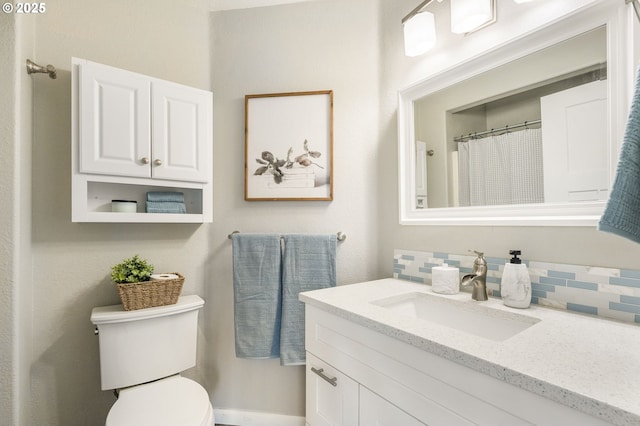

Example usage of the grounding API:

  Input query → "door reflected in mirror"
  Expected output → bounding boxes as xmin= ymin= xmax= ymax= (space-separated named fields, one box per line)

xmin=414 ymin=27 xmax=607 ymax=210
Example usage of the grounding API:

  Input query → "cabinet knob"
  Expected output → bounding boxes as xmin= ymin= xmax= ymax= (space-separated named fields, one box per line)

xmin=153 ymin=159 xmax=163 ymax=166
xmin=140 ymin=157 xmax=150 ymax=165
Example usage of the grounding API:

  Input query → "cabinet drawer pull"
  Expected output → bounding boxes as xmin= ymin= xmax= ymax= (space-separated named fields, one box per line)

xmin=311 ymin=367 xmax=338 ymax=387
xmin=140 ymin=157 xmax=150 ymax=164
xmin=153 ymin=159 xmax=163 ymax=166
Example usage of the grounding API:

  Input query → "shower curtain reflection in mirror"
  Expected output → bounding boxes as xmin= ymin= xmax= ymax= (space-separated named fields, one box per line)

xmin=457 ymin=128 xmax=544 ymax=206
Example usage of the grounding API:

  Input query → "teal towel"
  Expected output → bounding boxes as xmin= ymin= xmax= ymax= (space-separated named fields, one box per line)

xmin=145 ymin=201 xmax=186 ymax=214
xmin=232 ymin=234 xmax=282 ymax=359
xmin=146 ymin=191 xmax=185 ymax=203
xmin=280 ymin=234 xmax=336 ymax=366
xmin=599 ymin=69 xmax=640 ymax=243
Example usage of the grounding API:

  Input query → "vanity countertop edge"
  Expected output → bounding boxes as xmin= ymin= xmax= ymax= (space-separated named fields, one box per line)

xmin=300 ymin=278 xmax=640 ymax=426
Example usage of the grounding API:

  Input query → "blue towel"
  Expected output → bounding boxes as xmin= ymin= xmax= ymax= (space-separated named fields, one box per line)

xmin=145 ymin=201 xmax=186 ymax=213
xmin=232 ymin=234 xmax=282 ymax=359
xmin=599 ymin=69 xmax=640 ymax=243
xmin=280 ymin=234 xmax=336 ymax=366
xmin=146 ymin=191 xmax=185 ymax=203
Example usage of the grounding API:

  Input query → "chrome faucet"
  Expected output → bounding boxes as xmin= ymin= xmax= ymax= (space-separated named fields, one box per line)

xmin=461 ymin=250 xmax=488 ymax=301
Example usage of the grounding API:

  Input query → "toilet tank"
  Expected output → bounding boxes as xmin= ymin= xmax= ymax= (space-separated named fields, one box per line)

xmin=91 ymin=295 xmax=204 ymax=390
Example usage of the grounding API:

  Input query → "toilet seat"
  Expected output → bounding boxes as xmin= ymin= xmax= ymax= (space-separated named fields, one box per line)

xmin=106 ymin=376 xmax=214 ymax=426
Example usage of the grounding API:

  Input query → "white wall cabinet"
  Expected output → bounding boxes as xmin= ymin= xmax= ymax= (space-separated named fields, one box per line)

xmin=305 ymin=305 xmax=611 ymax=426
xmin=72 ymin=58 xmax=213 ymax=223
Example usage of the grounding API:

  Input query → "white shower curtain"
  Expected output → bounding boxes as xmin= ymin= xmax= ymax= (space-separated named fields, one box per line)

xmin=458 ymin=128 xmax=544 ymax=206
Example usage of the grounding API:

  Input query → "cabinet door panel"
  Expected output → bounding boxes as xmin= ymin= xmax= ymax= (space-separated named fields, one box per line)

xmin=360 ymin=387 xmax=426 ymax=426
xmin=152 ymin=80 xmax=212 ymax=182
xmin=79 ymin=61 xmax=151 ymax=177
xmin=541 ymin=80 xmax=608 ymax=202
xmin=306 ymin=353 xmax=359 ymax=426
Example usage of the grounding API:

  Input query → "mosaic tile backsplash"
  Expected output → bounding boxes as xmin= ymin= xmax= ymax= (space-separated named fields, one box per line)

xmin=394 ymin=249 xmax=640 ymax=325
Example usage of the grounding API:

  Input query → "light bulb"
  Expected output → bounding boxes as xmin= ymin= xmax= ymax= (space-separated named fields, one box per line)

xmin=450 ymin=0 xmax=493 ymax=34
xmin=404 ymin=11 xmax=437 ymax=57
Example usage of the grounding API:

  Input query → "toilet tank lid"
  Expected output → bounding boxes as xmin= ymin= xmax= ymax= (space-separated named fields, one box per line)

xmin=91 ymin=295 xmax=204 ymax=325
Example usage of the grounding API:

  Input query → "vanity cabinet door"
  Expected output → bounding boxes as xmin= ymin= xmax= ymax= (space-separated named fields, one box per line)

xmin=79 ymin=60 xmax=151 ymax=178
xmin=151 ymin=80 xmax=212 ymax=183
xmin=360 ymin=386 xmax=426 ymax=426
xmin=306 ymin=353 xmax=359 ymax=426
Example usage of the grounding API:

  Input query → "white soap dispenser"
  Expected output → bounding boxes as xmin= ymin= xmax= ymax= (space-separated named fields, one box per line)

xmin=501 ymin=250 xmax=532 ymax=309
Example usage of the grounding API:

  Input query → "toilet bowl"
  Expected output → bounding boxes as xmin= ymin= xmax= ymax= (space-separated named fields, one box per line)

xmin=91 ymin=295 xmax=214 ymax=426
xmin=106 ymin=376 xmax=213 ymax=426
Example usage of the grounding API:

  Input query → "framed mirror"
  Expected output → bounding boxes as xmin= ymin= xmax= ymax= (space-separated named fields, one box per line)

xmin=398 ymin=2 xmax=631 ymax=226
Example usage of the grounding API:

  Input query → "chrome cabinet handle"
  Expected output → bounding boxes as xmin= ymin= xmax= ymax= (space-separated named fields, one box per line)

xmin=153 ymin=159 xmax=162 ymax=166
xmin=140 ymin=157 xmax=150 ymax=165
xmin=311 ymin=367 xmax=337 ymax=387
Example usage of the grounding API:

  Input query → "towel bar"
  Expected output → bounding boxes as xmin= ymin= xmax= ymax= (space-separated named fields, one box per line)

xmin=228 ymin=231 xmax=346 ymax=241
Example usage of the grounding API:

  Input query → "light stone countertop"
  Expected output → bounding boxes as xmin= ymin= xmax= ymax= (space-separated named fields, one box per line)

xmin=299 ymin=278 xmax=640 ymax=426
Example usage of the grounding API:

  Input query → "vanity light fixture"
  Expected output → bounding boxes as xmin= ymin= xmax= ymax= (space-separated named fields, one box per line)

xmin=402 ymin=0 xmax=496 ymax=57
xmin=403 ymin=10 xmax=437 ymax=56
xmin=450 ymin=0 xmax=495 ymax=34
xmin=402 ymin=0 xmax=440 ymax=56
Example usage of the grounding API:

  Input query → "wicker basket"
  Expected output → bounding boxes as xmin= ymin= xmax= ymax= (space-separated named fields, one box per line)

xmin=115 ymin=273 xmax=184 ymax=311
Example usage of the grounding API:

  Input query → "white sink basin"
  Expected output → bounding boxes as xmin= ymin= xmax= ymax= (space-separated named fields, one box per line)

xmin=371 ymin=292 xmax=540 ymax=341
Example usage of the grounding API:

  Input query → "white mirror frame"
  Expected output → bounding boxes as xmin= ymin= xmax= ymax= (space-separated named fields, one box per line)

xmin=398 ymin=1 xmax=631 ymax=226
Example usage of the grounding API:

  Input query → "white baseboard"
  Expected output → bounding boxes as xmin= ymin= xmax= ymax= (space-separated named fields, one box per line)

xmin=213 ymin=408 xmax=306 ymax=426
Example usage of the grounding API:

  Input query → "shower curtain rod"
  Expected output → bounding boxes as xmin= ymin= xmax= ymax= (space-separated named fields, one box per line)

xmin=227 ymin=231 xmax=347 ymax=241
xmin=454 ymin=119 xmax=541 ymax=143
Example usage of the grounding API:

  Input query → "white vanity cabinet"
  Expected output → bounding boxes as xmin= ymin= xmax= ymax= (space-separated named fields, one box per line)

xmin=306 ymin=353 xmax=358 ymax=426
xmin=306 ymin=352 xmax=418 ymax=426
xmin=359 ymin=387 xmax=425 ymax=426
xmin=304 ymin=304 xmax=612 ymax=426
xmin=72 ymin=58 xmax=213 ymax=223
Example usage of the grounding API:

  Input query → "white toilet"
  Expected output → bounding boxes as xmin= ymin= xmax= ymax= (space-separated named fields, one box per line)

xmin=90 ymin=295 xmax=214 ymax=426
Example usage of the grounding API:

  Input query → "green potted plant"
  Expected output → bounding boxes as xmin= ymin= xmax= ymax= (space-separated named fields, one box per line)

xmin=111 ymin=255 xmax=184 ymax=311
xmin=111 ymin=254 xmax=154 ymax=284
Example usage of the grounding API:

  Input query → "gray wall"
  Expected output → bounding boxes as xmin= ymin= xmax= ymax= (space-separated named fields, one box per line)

xmin=209 ymin=0 xmax=381 ymax=415
xmin=0 ymin=13 xmax=18 ymax=425
xmin=1 ymin=12 xmax=35 ymax=426
xmin=13 ymin=0 xmax=383 ymax=423
xmin=26 ymin=1 xmax=212 ymax=424
xmin=3 ymin=0 xmax=640 ymax=424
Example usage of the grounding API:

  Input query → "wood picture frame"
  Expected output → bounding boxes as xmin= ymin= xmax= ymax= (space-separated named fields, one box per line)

xmin=245 ymin=90 xmax=333 ymax=201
